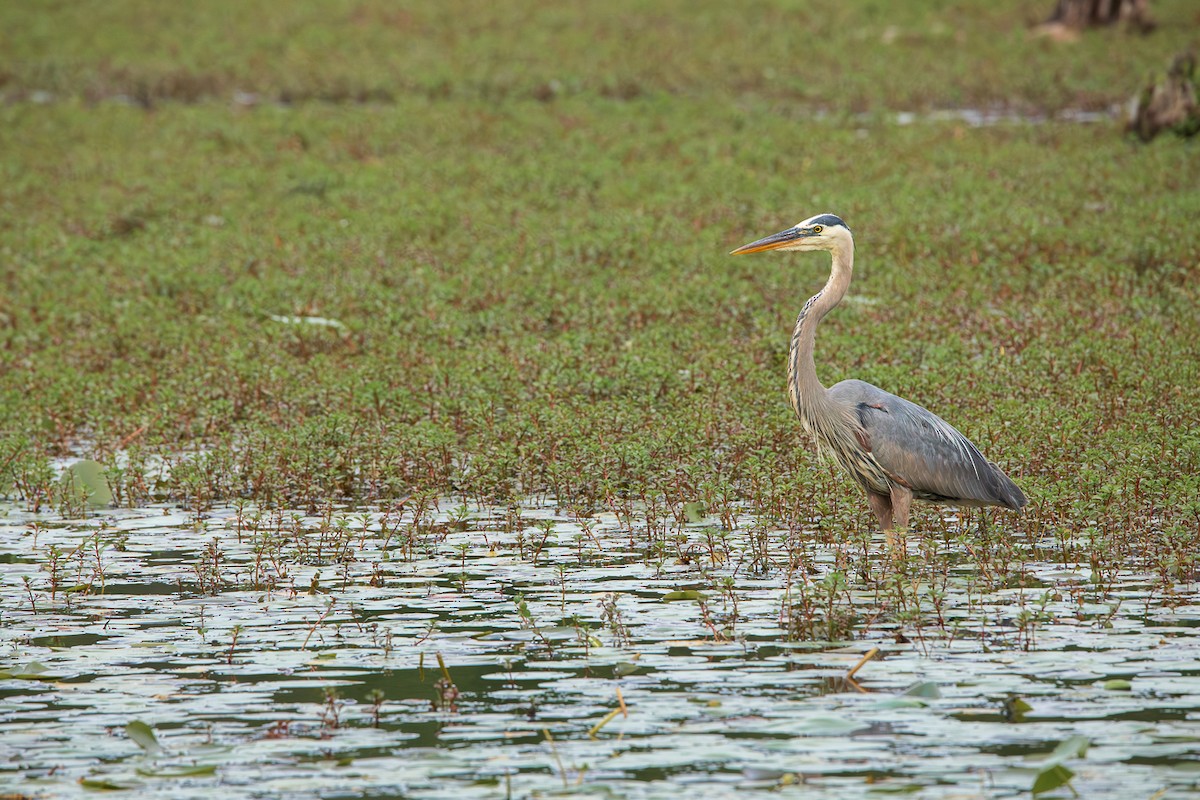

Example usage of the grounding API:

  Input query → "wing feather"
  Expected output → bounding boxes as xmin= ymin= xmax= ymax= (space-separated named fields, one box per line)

xmin=828 ymin=380 xmax=1026 ymax=509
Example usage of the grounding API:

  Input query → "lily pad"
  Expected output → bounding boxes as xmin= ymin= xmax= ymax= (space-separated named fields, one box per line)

xmin=901 ymin=681 xmax=942 ymax=699
xmin=61 ymin=459 xmax=112 ymax=506
xmin=1033 ymin=763 xmax=1075 ymax=796
xmin=135 ymin=764 xmax=218 ymax=777
xmin=662 ymin=590 xmax=706 ymax=602
xmin=126 ymin=721 xmax=162 ymax=753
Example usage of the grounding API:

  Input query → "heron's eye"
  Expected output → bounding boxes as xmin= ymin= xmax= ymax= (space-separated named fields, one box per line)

xmin=812 ymin=225 xmax=823 ymax=234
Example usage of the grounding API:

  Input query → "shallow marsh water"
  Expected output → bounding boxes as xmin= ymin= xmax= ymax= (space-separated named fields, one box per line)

xmin=1 ymin=500 xmax=1197 ymax=799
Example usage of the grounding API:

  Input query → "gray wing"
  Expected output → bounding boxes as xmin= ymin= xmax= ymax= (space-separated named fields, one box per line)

xmin=828 ymin=380 xmax=1027 ymax=509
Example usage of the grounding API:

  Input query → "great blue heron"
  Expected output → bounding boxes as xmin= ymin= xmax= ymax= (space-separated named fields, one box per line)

xmin=731 ymin=214 xmax=1026 ymax=543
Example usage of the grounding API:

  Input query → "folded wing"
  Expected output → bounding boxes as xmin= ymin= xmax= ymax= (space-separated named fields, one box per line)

xmin=828 ymin=380 xmax=1026 ymax=509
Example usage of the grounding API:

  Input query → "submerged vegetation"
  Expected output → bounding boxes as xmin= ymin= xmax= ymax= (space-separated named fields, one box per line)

xmin=1 ymin=0 xmax=1198 ymax=796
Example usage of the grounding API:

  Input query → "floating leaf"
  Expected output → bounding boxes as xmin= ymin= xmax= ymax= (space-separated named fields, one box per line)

xmin=79 ymin=776 xmax=137 ymax=790
xmin=135 ymin=764 xmax=217 ymax=778
xmin=0 ymin=661 xmax=53 ymax=680
xmin=766 ymin=715 xmax=867 ymax=736
xmin=1003 ymin=696 xmax=1033 ymax=722
xmin=741 ymin=766 xmax=790 ymax=781
xmin=613 ymin=662 xmax=640 ymax=676
xmin=867 ymin=785 xmax=923 ymax=795
xmin=662 ymin=590 xmax=706 ymax=602
xmin=1102 ymin=678 xmax=1132 ymax=691
xmin=901 ymin=681 xmax=941 ymax=699
xmin=1032 ymin=763 xmax=1075 ymax=795
xmin=876 ymin=697 xmax=929 ymax=709
xmin=1043 ymin=735 xmax=1089 ymax=766
xmin=125 ymin=720 xmax=162 ymax=753
xmin=61 ymin=460 xmax=113 ymax=506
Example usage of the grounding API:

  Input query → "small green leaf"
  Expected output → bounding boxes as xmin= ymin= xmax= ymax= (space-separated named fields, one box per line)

xmin=135 ymin=764 xmax=217 ymax=778
xmin=741 ymin=766 xmax=789 ymax=781
xmin=1032 ymin=763 xmax=1074 ymax=795
xmin=867 ymin=784 xmax=923 ymax=794
xmin=788 ymin=715 xmax=865 ymax=736
xmin=1102 ymin=678 xmax=1132 ymax=691
xmin=662 ymin=590 xmax=706 ymax=602
xmin=125 ymin=720 xmax=162 ymax=753
xmin=901 ymin=681 xmax=941 ymax=699
xmin=1003 ymin=696 xmax=1033 ymax=722
xmin=876 ymin=697 xmax=929 ymax=709
xmin=62 ymin=460 xmax=113 ymax=506
xmin=0 ymin=661 xmax=54 ymax=680
xmin=79 ymin=776 xmax=136 ymax=790
xmin=1043 ymin=734 xmax=1089 ymax=766
xmin=613 ymin=662 xmax=639 ymax=676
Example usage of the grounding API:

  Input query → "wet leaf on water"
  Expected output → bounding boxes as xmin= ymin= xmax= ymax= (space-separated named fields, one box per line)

xmin=683 ymin=502 xmax=706 ymax=523
xmin=135 ymin=764 xmax=217 ymax=777
xmin=901 ymin=681 xmax=941 ymax=699
xmin=876 ymin=697 xmax=928 ymax=709
xmin=79 ymin=776 xmax=138 ymax=790
xmin=688 ymin=697 xmax=722 ymax=707
xmin=766 ymin=715 xmax=868 ymax=736
xmin=1003 ymin=696 xmax=1033 ymax=722
xmin=1102 ymin=679 xmax=1132 ymax=691
xmin=62 ymin=459 xmax=113 ymax=506
xmin=126 ymin=720 xmax=162 ymax=753
xmin=662 ymin=590 xmax=706 ymax=602
xmin=1042 ymin=734 xmax=1089 ymax=766
xmin=1032 ymin=763 xmax=1075 ymax=795
xmin=741 ymin=766 xmax=790 ymax=781
xmin=867 ymin=784 xmax=924 ymax=794
xmin=613 ymin=662 xmax=640 ymax=676
xmin=0 ymin=661 xmax=53 ymax=680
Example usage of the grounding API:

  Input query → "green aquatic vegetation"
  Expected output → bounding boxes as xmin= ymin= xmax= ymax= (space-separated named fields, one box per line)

xmin=0 ymin=17 xmax=1197 ymax=584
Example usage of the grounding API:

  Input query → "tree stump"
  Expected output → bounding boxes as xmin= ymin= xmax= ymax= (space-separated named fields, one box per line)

xmin=1043 ymin=0 xmax=1155 ymax=32
xmin=1129 ymin=52 xmax=1200 ymax=141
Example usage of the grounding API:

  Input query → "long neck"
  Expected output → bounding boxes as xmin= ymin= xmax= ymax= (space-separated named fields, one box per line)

xmin=787 ymin=240 xmax=854 ymax=419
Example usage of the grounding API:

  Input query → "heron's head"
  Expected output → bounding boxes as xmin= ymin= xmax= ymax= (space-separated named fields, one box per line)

xmin=730 ymin=213 xmax=851 ymax=256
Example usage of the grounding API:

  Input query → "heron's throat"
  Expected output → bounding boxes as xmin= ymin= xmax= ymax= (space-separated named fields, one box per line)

xmin=786 ymin=246 xmax=854 ymax=431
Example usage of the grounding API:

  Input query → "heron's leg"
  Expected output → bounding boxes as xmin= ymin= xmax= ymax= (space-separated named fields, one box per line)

xmin=886 ymin=485 xmax=913 ymax=555
xmin=889 ymin=485 xmax=912 ymax=531
xmin=867 ymin=493 xmax=893 ymax=531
